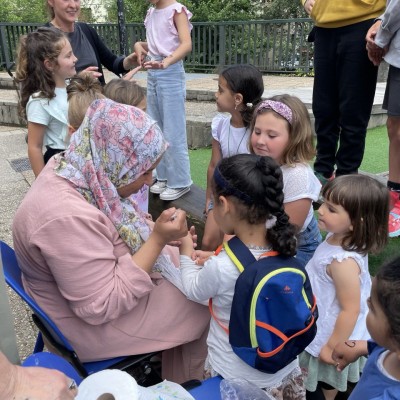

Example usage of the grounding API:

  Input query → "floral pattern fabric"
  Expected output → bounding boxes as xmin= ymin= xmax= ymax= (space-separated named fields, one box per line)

xmin=55 ymin=99 xmax=168 ymax=253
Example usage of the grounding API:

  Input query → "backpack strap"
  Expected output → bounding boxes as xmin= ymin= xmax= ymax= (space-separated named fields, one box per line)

xmin=224 ymin=236 xmax=279 ymax=272
xmin=209 ymin=236 xmax=278 ymax=334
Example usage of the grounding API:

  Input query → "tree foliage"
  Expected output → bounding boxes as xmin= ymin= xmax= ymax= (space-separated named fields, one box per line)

xmin=0 ymin=0 xmax=47 ymax=22
xmin=105 ymin=0 xmax=306 ymax=23
xmin=0 ymin=0 xmax=307 ymax=23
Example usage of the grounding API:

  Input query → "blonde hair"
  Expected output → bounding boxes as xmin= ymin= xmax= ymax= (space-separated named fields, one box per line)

xmin=15 ymin=27 xmax=67 ymax=119
xmin=103 ymin=79 xmax=146 ymax=108
xmin=250 ymin=94 xmax=315 ymax=165
xmin=67 ymin=72 xmax=105 ymax=130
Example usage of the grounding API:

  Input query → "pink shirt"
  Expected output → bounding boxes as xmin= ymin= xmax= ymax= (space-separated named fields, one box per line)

xmin=12 ymin=159 xmax=209 ymax=382
xmin=145 ymin=2 xmax=192 ymax=58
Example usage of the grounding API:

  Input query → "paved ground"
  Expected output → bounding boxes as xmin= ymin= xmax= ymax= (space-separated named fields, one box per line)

xmin=0 ymin=70 xmax=388 ymax=363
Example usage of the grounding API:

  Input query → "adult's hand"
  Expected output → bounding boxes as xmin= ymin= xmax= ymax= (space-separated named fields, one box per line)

xmin=80 ymin=66 xmax=102 ymax=79
xmin=10 ymin=365 xmax=77 ymax=400
xmin=365 ymin=20 xmax=385 ymax=66
xmin=303 ymin=0 xmax=315 ymax=16
xmin=167 ymin=225 xmax=197 ymax=248
xmin=153 ymin=208 xmax=188 ymax=244
xmin=366 ymin=20 xmax=382 ymax=47
xmin=123 ymin=52 xmax=139 ymax=71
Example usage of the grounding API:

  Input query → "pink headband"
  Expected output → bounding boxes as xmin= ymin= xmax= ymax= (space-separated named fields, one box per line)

xmin=256 ymin=100 xmax=293 ymax=125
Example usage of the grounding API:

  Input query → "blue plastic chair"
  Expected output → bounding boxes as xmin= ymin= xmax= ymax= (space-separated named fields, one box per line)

xmin=0 ymin=241 xmax=160 ymax=381
xmin=188 ymin=376 xmax=222 ymax=400
xmin=22 ymin=352 xmax=83 ymax=385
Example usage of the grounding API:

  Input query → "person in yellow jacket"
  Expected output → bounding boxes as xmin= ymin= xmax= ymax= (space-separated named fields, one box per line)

xmin=302 ymin=0 xmax=386 ymax=187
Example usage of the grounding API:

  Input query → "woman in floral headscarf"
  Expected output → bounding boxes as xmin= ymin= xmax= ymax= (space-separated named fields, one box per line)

xmin=12 ymin=99 xmax=209 ymax=383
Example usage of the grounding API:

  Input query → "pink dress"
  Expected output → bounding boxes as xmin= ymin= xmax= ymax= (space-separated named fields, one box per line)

xmin=12 ymin=159 xmax=210 ymax=383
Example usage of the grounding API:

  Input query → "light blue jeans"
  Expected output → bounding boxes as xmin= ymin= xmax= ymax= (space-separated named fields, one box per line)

xmin=296 ymin=216 xmax=322 ymax=267
xmin=146 ymin=60 xmax=192 ymax=189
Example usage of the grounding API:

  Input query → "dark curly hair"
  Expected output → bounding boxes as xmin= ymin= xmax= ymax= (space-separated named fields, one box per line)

xmin=212 ymin=154 xmax=297 ymax=257
xmin=375 ymin=256 xmax=400 ymax=348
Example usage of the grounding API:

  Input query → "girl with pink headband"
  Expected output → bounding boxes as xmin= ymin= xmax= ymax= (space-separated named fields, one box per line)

xmin=250 ymin=94 xmax=321 ymax=267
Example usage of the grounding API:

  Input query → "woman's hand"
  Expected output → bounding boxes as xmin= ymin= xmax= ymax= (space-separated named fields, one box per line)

xmin=9 ymin=365 xmax=77 ymax=400
xmin=153 ymin=208 xmax=188 ymax=244
xmin=81 ymin=66 xmax=102 ymax=79
xmin=123 ymin=52 xmax=139 ymax=71
xmin=167 ymin=225 xmax=197 ymax=248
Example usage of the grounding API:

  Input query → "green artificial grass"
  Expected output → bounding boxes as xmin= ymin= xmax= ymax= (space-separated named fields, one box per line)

xmin=189 ymin=125 xmax=389 ymax=189
xmin=360 ymin=125 xmax=389 ymax=174
xmin=188 ymin=125 xmax=396 ymax=274
xmin=189 ymin=147 xmax=212 ymax=190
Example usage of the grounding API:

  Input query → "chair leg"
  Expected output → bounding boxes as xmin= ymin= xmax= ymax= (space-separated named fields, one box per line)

xmin=33 ymin=332 xmax=44 ymax=353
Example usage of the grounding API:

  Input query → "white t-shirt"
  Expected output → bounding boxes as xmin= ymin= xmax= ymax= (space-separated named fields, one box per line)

xmin=180 ymin=249 xmax=299 ymax=389
xmin=305 ymin=236 xmax=371 ymax=357
xmin=211 ymin=114 xmax=250 ymax=157
xmin=26 ymin=88 xmax=69 ymax=149
xmin=281 ymin=163 xmax=321 ymax=232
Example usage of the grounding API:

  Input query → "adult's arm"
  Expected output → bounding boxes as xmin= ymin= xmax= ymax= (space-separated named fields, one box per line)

xmin=30 ymin=208 xmax=187 ymax=325
xmin=0 ymin=351 xmax=76 ymax=400
xmin=374 ymin=0 xmax=400 ymax=49
xmin=31 ymin=214 xmax=155 ymax=325
xmin=82 ymin=23 xmax=136 ymax=76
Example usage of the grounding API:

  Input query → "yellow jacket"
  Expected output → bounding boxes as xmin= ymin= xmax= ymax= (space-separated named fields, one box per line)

xmin=302 ymin=0 xmax=386 ymax=28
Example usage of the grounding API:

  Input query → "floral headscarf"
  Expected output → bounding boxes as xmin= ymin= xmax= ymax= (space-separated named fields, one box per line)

xmin=55 ymin=99 xmax=168 ymax=253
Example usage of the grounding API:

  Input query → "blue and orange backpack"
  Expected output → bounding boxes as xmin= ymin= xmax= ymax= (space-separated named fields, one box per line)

xmin=210 ymin=236 xmax=318 ymax=373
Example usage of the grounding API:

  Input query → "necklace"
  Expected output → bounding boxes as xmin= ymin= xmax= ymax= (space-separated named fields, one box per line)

xmin=227 ymin=124 xmax=248 ymax=157
xmin=246 ymin=244 xmax=272 ymax=251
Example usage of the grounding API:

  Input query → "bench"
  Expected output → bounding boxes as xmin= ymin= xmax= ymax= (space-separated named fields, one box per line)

xmin=149 ymin=184 xmax=207 ymax=247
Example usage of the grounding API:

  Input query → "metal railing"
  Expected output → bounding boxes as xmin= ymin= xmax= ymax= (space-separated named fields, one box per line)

xmin=0 ymin=19 xmax=314 ymax=74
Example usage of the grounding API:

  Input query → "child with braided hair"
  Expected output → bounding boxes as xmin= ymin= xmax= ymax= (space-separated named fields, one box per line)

xmin=177 ymin=154 xmax=306 ymax=399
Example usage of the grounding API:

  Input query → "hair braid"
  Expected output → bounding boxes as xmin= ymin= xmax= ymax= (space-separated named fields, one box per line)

xmin=256 ymin=157 xmax=297 ymax=256
xmin=214 ymin=155 xmax=297 ymax=257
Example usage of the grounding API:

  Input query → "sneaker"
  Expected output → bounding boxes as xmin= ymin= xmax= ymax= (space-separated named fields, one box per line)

xmin=389 ymin=196 xmax=400 ymax=238
xmin=160 ymin=186 xmax=190 ymax=201
xmin=150 ymin=180 xmax=167 ymax=194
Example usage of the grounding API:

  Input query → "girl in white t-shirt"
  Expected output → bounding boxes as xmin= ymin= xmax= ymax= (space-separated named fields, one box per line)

xmin=250 ymin=94 xmax=322 ymax=266
xmin=202 ymin=64 xmax=264 ymax=250
xmin=179 ymin=154 xmax=305 ymax=399
xmin=15 ymin=27 xmax=77 ymax=177
xmin=300 ymin=175 xmax=389 ymax=399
